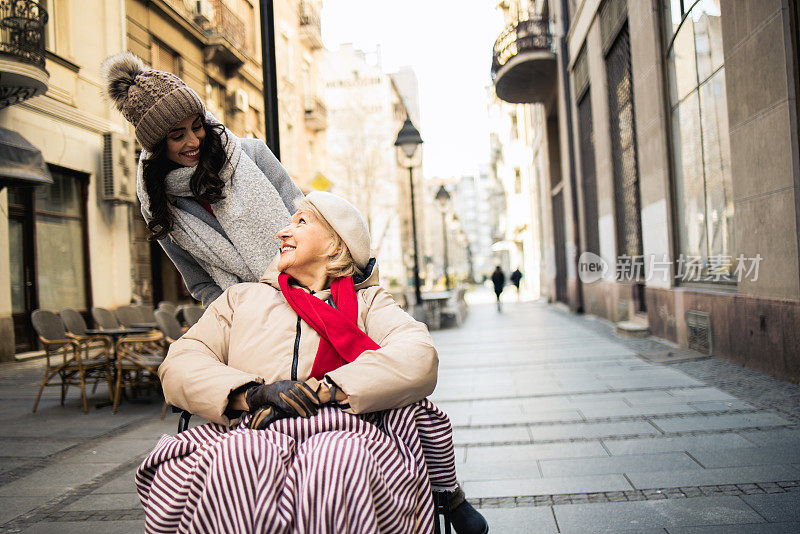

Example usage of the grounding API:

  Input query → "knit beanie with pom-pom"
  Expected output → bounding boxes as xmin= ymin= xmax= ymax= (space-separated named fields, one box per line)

xmin=101 ymin=51 xmax=205 ymax=151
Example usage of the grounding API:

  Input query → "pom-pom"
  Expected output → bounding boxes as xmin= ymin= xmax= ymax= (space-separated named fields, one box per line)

xmin=101 ymin=51 xmax=146 ymax=110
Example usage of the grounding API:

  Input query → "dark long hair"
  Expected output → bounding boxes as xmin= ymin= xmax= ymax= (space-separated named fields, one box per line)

xmin=142 ymin=114 xmax=229 ymax=240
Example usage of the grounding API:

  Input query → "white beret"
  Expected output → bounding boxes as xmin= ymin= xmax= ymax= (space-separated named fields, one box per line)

xmin=305 ymin=191 xmax=371 ymax=270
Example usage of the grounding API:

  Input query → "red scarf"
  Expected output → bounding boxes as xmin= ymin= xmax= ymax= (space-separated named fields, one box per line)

xmin=278 ymin=273 xmax=380 ymax=379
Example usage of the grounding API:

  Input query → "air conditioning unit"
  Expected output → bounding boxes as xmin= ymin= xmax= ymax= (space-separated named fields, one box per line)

xmin=231 ymin=88 xmax=249 ymax=112
xmin=193 ymin=0 xmax=215 ymax=25
xmin=101 ymin=132 xmax=136 ymax=204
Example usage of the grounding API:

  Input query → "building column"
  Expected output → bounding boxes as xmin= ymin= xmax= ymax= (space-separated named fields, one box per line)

xmin=0 ymin=189 xmax=14 ymax=361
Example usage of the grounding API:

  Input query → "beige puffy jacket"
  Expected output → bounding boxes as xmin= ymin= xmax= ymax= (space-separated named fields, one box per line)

xmin=158 ymin=261 xmax=438 ymax=425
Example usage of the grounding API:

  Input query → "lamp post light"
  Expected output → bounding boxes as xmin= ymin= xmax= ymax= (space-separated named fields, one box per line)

xmin=435 ymin=185 xmax=452 ymax=291
xmin=394 ymin=116 xmax=423 ymax=307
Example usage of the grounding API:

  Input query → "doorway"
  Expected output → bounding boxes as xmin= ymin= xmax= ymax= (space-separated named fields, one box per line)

xmin=7 ymin=166 xmax=91 ymax=352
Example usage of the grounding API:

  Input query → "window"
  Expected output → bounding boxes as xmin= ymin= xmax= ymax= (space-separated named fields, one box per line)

xmin=8 ymin=167 xmax=90 ymax=312
xmin=151 ymin=40 xmax=180 ymax=74
xmin=664 ymin=0 xmax=733 ymax=282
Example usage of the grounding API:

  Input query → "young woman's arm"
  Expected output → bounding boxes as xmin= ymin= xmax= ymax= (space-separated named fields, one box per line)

xmin=158 ymin=237 xmax=223 ymax=306
xmin=240 ymin=138 xmax=303 ymax=213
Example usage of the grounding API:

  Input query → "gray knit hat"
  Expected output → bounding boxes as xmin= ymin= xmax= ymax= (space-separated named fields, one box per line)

xmin=101 ymin=52 xmax=205 ymax=151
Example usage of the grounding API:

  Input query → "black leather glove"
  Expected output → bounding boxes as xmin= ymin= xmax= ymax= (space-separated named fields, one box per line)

xmin=247 ymin=406 xmax=283 ymax=430
xmin=245 ymin=380 xmax=321 ymax=418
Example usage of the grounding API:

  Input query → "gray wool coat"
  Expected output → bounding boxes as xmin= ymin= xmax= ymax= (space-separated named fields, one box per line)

xmin=158 ymin=138 xmax=303 ymax=306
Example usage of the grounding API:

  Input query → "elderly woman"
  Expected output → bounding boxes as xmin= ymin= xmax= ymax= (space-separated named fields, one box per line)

xmin=136 ymin=192 xmax=488 ymax=534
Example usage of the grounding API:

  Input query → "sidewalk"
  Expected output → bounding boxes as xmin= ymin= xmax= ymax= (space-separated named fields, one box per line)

xmin=2 ymin=293 xmax=800 ymax=532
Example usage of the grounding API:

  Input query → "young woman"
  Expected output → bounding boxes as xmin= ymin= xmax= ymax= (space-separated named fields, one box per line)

xmin=137 ymin=192 xmax=488 ymax=533
xmin=102 ymin=52 xmax=302 ymax=306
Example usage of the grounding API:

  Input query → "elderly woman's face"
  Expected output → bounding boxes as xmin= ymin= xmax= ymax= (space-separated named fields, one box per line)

xmin=277 ymin=210 xmax=335 ymax=278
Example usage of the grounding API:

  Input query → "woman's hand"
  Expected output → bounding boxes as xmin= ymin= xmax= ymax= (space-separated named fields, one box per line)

xmin=245 ymin=380 xmax=320 ymax=417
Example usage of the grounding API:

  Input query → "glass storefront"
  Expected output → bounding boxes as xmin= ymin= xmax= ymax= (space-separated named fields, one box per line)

xmin=664 ymin=0 xmax=734 ymax=282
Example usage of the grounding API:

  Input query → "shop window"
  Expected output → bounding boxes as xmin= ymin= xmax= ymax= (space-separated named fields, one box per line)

xmin=664 ymin=0 xmax=734 ymax=282
xmin=34 ymin=166 xmax=89 ymax=310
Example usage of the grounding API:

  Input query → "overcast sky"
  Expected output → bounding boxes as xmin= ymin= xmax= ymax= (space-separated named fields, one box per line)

xmin=321 ymin=1 xmax=504 ymax=179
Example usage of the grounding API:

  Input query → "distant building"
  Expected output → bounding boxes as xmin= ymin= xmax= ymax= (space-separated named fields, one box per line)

xmin=323 ymin=44 xmax=419 ymax=288
xmin=452 ymin=166 xmax=503 ymax=281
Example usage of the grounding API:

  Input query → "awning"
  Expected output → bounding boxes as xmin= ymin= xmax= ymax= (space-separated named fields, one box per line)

xmin=0 ymin=127 xmax=52 ymax=187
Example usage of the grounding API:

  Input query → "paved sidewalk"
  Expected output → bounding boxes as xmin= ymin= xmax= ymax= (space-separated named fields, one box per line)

xmin=1 ymin=293 xmax=800 ymax=532
xmin=433 ymin=294 xmax=800 ymax=533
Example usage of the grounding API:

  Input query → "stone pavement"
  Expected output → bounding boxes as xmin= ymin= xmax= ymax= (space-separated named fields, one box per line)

xmin=1 ymin=292 xmax=800 ymax=532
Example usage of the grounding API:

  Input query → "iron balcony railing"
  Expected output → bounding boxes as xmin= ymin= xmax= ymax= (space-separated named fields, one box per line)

xmin=491 ymin=15 xmax=553 ymax=80
xmin=0 ymin=0 xmax=48 ymax=69
xmin=299 ymin=0 xmax=320 ymax=32
xmin=298 ymin=0 xmax=322 ymax=49
xmin=211 ymin=0 xmax=246 ymax=50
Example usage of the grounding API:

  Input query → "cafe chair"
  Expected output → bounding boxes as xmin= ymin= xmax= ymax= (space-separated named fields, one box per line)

xmin=112 ymin=330 xmax=165 ymax=413
xmin=115 ymin=305 xmax=142 ymax=328
xmin=157 ymin=301 xmax=178 ymax=317
xmin=154 ymin=310 xmax=184 ymax=345
xmin=60 ymin=307 xmax=113 ymax=361
xmin=92 ymin=306 xmax=121 ymax=330
xmin=134 ymin=304 xmax=157 ymax=324
xmin=181 ymin=306 xmax=204 ymax=327
xmin=31 ymin=310 xmax=113 ymax=413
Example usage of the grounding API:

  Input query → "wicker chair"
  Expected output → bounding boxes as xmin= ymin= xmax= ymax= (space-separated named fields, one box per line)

xmin=155 ymin=310 xmax=184 ymax=344
xmin=157 ymin=301 xmax=178 ymax=317
xmin=92 ymin=306 xmax=120 ymax=330
xmin=115 ymin=305 xmax=142 ymax=328
xmin=60 ymin=308 xmax=113 ymax=359
xmin=181 ymin=306 xmax=205 ymax=327
xmin=134 ymin=305 xmax=157 ymax=323
xmin=112 ymin=330 xmax=165 ymax=413
xmin=31 ymin=310 xmax=113 ymax=413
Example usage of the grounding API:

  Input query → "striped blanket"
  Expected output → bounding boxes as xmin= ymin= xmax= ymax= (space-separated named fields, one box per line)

xmin=136 ymin=399 xmax=458 ymax=533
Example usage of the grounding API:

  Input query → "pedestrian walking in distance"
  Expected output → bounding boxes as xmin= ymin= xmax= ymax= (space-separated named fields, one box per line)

xmin=139 ymin=192 xmax=488 ymax=533
xmin=101 ymin=52 xmax=303 ymax=307
xmin=491 ymin=265 xmax=506 ymax=312
xmin=510 ymin=267 xmax=523 ymax=300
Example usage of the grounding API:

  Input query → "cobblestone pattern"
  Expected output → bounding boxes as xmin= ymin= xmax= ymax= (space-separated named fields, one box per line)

xmin=473 ymin=480 xmax=800 ymax=508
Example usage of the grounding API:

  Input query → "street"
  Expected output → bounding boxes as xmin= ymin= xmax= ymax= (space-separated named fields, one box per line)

xmin=2 ymin=292 xmax=800 ymax=532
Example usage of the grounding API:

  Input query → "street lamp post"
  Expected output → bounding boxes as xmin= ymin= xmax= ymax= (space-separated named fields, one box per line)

xmin=435 ymin=185 xmax=451 ymax=290
xmin=394 ymin=116 xmax=423 ymax=307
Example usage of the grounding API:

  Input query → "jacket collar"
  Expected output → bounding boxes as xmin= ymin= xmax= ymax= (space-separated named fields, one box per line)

xmin=259 ymin=254 xmax=380 ymax=298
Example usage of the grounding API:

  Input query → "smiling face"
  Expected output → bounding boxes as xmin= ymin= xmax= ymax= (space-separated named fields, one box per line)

xmin=277 ymin=209 xmax=337 ymax=289
xmin=165 ymin=114 xmax=205 ymax=167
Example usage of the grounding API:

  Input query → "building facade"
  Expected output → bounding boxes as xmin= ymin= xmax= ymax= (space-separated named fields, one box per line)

xmin=492 ymin=0 xmax=800 ymax=379
xmin=0 ymin=0 xmax=131 ymax=358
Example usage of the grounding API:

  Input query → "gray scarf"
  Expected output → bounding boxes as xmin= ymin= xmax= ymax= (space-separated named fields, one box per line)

xmin=136 ymin=116 xmax=290 ymax=290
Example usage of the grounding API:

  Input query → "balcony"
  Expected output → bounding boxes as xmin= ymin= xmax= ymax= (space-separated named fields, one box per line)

xmin=204 ymin=0 xmax=247 ymax=69
xmin=304 ymin=95 xmax=327 ymax=131
xmin=298 ymin=1 xmax=322 ymax=50
xmin=0 ymin=0 xmax=48 ymax=108
xmin=491 ymin=15 xmax=557 ymax=104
